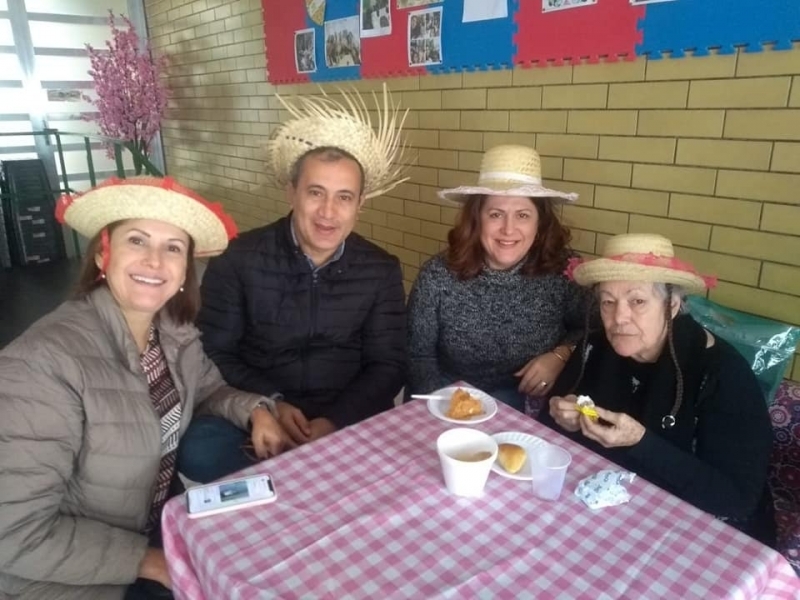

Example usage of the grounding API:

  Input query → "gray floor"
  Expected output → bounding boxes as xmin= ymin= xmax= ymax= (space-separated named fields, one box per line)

xmin=0 ymin=258 xmax=82 ymax=349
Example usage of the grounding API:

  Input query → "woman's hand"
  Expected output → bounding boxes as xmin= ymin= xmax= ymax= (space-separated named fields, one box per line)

xmin=137 ymin=548 xmax=171 ymax=589
xmin=275 ymin=402 xmax=311 ymax=445
xmin=548 ymin=395 xmax=581 ymax=432
xmin=308 ymin=417 xmax=336 ymax=442
xmin=579 ymin=406 xmax=645 ymax=448
xmin=250 ymin=405 xmax=290 ymax=458
xmin=515 ymin=352 xmax=566 ymax=396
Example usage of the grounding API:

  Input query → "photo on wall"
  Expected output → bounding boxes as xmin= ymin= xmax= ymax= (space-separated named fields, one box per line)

xmin=542 ymin=0 xmax=597 ymax=13
xmin=294 ymin=28 xmax=317 ymax=73
xmin=408 ymin=6 xmax=442 ymax=66
xmin=397 ymin=0 xmax=438 ymax=8
xmin=324 ymin=15 xmax=362 ymax=68
xmin=361 ymin=0 xmax=392 ymax=38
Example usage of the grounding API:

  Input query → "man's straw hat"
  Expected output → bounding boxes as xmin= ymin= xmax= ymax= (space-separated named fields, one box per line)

xmin=267 ymin=84 xmax=409 ymax=200
xmin=56 ymin=176 xmax=237 ymax=257
xmin=438 ymin=145 xmax=578 ymax=204
xmin=567 ymin=233 xmax=716 ymax=294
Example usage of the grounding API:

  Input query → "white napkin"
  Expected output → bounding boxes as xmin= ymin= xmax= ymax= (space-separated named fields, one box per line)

xmin=574 ymin=470 xmax=636 ymax=510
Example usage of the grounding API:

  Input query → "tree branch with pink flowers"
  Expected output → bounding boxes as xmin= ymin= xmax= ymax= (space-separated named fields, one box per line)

xmin=84 ymin=11 xmax=168 ymax=174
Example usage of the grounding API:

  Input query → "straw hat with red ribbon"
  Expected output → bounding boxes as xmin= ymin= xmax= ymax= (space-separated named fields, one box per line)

xmin=56 ymin=176 xmax=238 ymax=257
xmin=566 ymin=233 xmax=717 ymax=294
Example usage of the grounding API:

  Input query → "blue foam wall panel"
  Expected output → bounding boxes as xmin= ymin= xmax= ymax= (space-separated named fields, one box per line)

xmin=638 ymin=0 xmax=800 ymax=59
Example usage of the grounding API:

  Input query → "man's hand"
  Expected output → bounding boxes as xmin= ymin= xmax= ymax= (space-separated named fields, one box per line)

xmin=137 ymin=548 xmax=171 ymax=589
xmin=308 ymin=417 xmax=336 ymax=442
xmin=250 ymin=405 xmax=290 ymax=458
xmin=580 ymin=406 xmax=645 ymax=448
xmin=548 ymin=395 xmax=581 ymax=433
xmin=276 ymin=402 xmax=311 ymax=445
xmin=515 ymin=352 xmax=566 ymax=396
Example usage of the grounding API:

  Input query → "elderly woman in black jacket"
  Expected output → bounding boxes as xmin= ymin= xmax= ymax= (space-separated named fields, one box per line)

xmin=539 ymin=233 xmax=775 ymax=545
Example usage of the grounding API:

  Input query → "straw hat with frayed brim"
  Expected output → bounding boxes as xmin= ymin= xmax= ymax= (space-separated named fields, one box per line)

xmin=438 ymin=145 xmax=578 ymax=204
xmin=567 ymin=233 xmax=717 ymax=295
xmin=56 ymin=176 xmax=238 ymax=257
xmin=267 ymin=83 xmax=410 ymax=200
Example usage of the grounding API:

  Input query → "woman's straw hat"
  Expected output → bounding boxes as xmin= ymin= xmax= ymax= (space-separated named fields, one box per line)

xmin=267 ymin=84 xmax=410 ymax=200
xmin=56 ymin=176 xmax=238 ymax=256
xmin=567 ymin=233 xmax=716 ymax=294
xmin=438 ymin=145 xmax=578 ymax=204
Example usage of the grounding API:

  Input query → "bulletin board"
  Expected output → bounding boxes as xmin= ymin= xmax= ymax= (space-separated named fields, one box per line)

xmin=261 ymin=0 xmax=800 ymax=85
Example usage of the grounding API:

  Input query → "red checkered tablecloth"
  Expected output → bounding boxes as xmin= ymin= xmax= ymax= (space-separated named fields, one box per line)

xmin=163 ymin=399 xmax=800 ymax=599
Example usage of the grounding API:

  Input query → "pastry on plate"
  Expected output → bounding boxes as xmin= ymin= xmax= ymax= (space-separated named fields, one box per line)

xmin=445 ymin=388 xmax=484 ymax=420
xmin=497 ymin=443 xmax=526 ymax=474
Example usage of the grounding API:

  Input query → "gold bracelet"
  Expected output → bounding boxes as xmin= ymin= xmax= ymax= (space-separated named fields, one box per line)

xmin=551 ymin=347 xmax=570 ymax=363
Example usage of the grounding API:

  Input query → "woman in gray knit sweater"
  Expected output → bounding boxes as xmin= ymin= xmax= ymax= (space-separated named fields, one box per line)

xmin=407 ymin=145 xmax=590 ymax=412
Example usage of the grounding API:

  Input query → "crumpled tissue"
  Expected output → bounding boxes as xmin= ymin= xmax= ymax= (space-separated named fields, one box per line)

xmin=574 ymin=470 xmax=637 ymax=510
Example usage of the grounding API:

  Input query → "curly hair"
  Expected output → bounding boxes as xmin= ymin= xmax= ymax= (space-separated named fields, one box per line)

xmin=73 ymin=220 xmax=200 ymax=325
xmin=445 ymin=195 xmax=572 ymax=280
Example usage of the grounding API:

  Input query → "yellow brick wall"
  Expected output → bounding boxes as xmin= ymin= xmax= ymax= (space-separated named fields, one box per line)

xmin=144 ymin=1 xmax=800 ymax=379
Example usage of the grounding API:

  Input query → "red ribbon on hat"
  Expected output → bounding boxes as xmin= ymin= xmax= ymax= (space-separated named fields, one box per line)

xmin=565 ymin=253 xmax=717 ymax=288
xmin=55 ymin=176 xmax=238 ymax=242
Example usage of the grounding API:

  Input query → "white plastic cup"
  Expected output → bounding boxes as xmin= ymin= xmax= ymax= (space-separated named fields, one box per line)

xmin=529 ymin=443 xmax=572 ymax=501
xmin=436 ymin=428 xmax=498 ymax=497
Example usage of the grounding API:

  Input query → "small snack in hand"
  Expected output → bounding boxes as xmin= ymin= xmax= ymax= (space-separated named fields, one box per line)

xmin=575 ymin=395 xmax=599 ymax=421
xmin=446 ymin=388 xmax=484 ymax=420
xmin=497 ymin=443 xmax=526 ymax=474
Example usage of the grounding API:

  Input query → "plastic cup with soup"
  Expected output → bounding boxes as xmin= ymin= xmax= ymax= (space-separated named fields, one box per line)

xmin=436 ymin=428 xmax=498 ymax=497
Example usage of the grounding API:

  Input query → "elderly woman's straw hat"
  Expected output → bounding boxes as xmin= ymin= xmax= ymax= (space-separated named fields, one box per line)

xmin=267 ymin=84 xmax=410 ymax=200
xmin=56 ymin=176 xmax=238 ymax=256
xmin=567 ymin=233 xmax=716 ymax=295
xmin=438 ymin=145 xmax=578 ymax=204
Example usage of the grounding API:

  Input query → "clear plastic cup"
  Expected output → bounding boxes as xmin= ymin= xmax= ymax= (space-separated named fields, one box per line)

xmin=436 ymin=428 xmax=498 ymax=497
xmin=529 ymin=443 xmax=572 ymax=501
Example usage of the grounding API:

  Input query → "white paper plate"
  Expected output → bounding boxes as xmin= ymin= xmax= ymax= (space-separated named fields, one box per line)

xmin=490 ymin=431 xmax=546 ymax=481
xmin=426 ymin=386 xmax=498 ymax=425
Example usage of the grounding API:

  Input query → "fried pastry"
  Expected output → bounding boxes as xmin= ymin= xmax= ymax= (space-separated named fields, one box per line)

xmin=445 ymin=388 xmax=484 ymax=420
xmin=576 ymin=395 xmax=599 ymax=420
xmin=497 ymin=443 xmax=526 ymax=474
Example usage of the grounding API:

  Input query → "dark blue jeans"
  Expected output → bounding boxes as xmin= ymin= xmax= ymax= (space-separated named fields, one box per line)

xmin=177 ymin=416 xmax=256 ymax=484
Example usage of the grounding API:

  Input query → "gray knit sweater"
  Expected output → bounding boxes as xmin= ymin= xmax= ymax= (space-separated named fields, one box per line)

xmin=407 ymin=254 xmax=590 ymax=395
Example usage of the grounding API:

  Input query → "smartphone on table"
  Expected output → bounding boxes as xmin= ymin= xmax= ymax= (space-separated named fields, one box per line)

xmin=185 ymin=474 xmax=276 ymax=518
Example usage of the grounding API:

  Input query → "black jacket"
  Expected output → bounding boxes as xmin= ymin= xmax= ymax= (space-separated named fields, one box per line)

xmin=539 ymin=315 xmax=775 ymax=545
xmin=197 ymin=216 xmax=406 ymax=429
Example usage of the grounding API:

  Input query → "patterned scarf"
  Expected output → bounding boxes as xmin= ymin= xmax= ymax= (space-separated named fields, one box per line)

xmin=140 ymin=326 xmax=182 ymax=532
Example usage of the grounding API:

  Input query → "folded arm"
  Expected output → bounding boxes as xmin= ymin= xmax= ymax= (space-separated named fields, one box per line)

xmin=192 ymin=344 xmax=277 ymax=429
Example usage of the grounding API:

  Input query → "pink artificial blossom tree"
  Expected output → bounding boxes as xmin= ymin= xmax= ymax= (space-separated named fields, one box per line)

xmin=84 ymin=12 xmax=168 ymax=173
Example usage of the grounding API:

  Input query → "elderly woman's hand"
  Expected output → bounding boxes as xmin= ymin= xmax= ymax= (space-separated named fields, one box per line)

xmin=515 ymin=352 xmax=566 ymax=396
xmin=548 ymin=395 xmax=581 ymax=432
xmin=579 ymin=406 xmax=646 ymax=448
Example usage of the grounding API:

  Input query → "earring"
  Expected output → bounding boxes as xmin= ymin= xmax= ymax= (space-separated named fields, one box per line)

xmin=179 ymin=286 xmax=184 ymax=293
xmin=100 ymin=273 xmax=106 ymax=279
